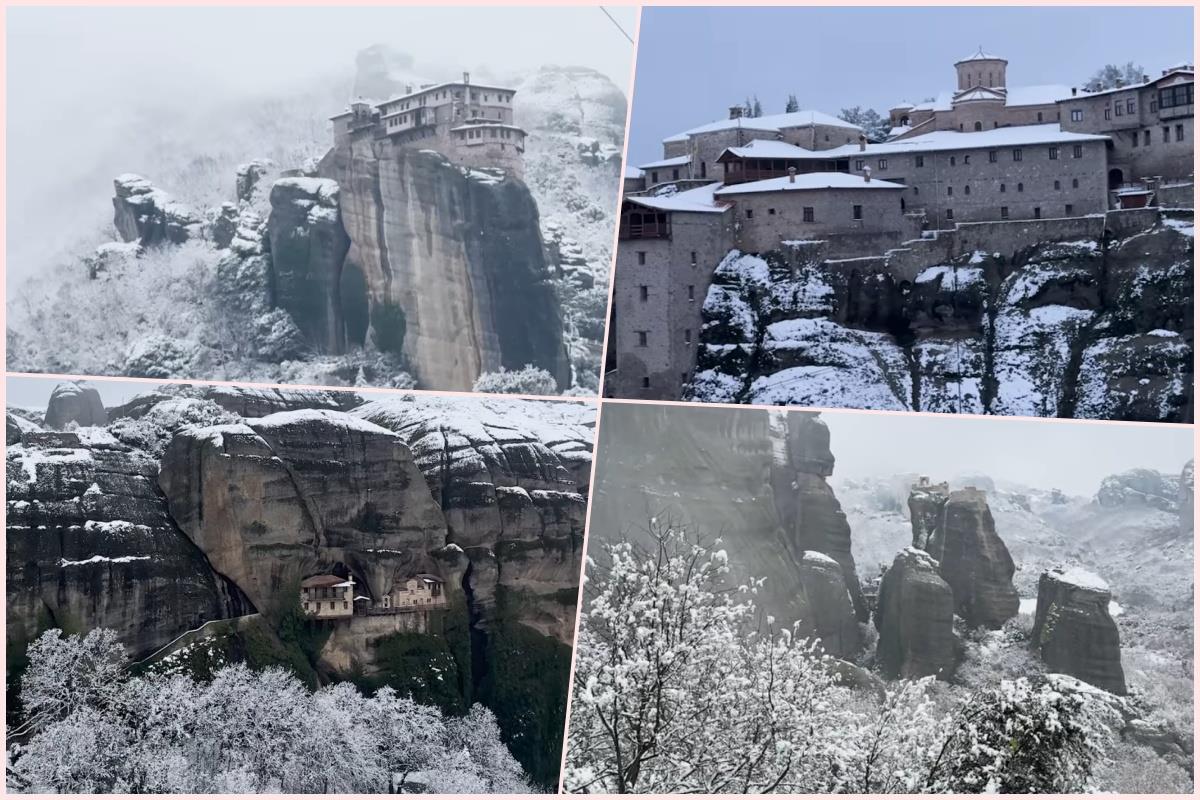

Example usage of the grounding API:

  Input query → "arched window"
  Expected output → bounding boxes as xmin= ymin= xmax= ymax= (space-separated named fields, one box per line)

xmin=974 ymin=121 xmax=983 ymax=131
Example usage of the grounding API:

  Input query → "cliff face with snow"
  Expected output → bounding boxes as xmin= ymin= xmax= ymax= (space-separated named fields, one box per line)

xmin=6 ymin=387 xmax=593 ymax=786
xmin=5 ymin=50 xmax=626 ymax=395
xmin=693 ymin=215 xmax=1193 ymax=422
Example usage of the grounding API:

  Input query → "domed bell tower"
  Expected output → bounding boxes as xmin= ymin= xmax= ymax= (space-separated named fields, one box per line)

xmin=955 ymin=47 xmax=1008 ymax=92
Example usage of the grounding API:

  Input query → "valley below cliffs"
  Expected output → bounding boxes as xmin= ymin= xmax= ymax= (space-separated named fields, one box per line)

xmin=6 ymin=384 xmax=594 ymax=786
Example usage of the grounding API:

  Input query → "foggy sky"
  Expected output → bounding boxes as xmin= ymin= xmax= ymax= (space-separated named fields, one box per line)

xmin=5 ymin=5 xmax=636 ymax=280
xmin=628 ymin=6 xmax=1194 ymax=165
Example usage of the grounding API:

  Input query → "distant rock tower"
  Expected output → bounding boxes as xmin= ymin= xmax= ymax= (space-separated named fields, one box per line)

xmin=955 ymin=47 xmax=1008 ymax=91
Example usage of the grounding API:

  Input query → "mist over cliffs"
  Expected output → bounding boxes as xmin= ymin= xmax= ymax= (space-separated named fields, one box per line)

xmin=6 ymin=385 xmax=594 ymax=785
xmin=6 ymin=47 xmax=625 ymax=395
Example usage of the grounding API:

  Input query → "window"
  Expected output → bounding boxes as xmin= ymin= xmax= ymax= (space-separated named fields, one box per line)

xmin=650 ymin=171 xmax=659 ymax=184
xmin=688 ymin=285 xmax=696 ymax=301
xmin=1104 ymin=107 xmax=1111 ymax=120
xmin=1037 ymin=111 xmax=1044 ymax=122
xmin=636 ymin=331 xmax=647 ymax=347
xmin=1159 ymin=83 xmax=1194 ymax=109
xmin=855 ymin=159 xmax=865 ymax=170
xmin=974 ymin=121 xmax=983 ymax=131
xmin=1065 ymin=204 xmax=1074 ymax=216
xmin=1072 ymin=178 xmax=1079 ymax=188
xmin=690 ymin=251 xmax=697 ymax=265
xmin=1071 ymin=109 xmax=1083 ymax=122
xmin=639 ymin=285 xmax=649 ymax=301
xmin=1131 ymin=132 xmax=1139 ymax=148
xmin=700 ymin=162 xmax=707 ymax=178
xmin=1126 ymin=99 xmax=1136 ymax=114
xmin=914 ymin=186 xmax=920 ymax=195
xmin=1000 ymin=183 xmax=1006 ymax=193
xmin=1176 ymin=124 xmax=1185 ymax=142
xmin=1151 ymin=98 xmax=1158 ymax=112
xmin=964 ymin=185 xmax=971 ymax=195
xmin=803 ymin=206 xmax=815 ymax=222
xmin=641 ymin=377 xmax=650 ymax=389
xmin=1000 ymin=206 xmax=1009 ymax=219
xmin=988 ymin=150 xmax=998 ymax=163
xmin=681 ymin=373 xmax=688 ymax=385
xmin=1017 ymin=182 xmax=1024 ymax=192
xmin=915 ymin=155 xmax=925 ymax=168
xmin=1034 ymin=207 xmax=1041 ymax=219
xmin=1049 ymin=146 xmax=1059 ymax=160
xmin=1115 ymin=103 xmax=1123 ymax=117
xmin=672 ymin=168 xmax=680 ymax=180
xmin=1012 ymin=149 xmax=1023 ymax=162
xmin=878 ymin=158 xmax=888 ymax=170
xmin=684 ymin=329 xmax=692 ymax=344
xmin=1054 ymin=180 xmax=1061 ymax=190
xmin=1144 ymin=130 xmax=1151 ymax=146
xmin=946 ymin=209 xmax=955 ymax=220
xmin=745 ymin=208 xmax=754 ymax=219
xmin=1163 ymin=126 xmax=1171 ymax=143
xmin=768 ymin=207 xmax=776 ymax=216
xmin=1073 ymin=144 xmax=1083 ymax=158
xmin=637 ymin=251 xmax=646 ymax=265
xmin=947 ymin=186 xmax=954 ymax=196
xmin=950 ymin=156 xmax=956 ymax=166
xmin=853 ymin=204 xmax=863 ymax=220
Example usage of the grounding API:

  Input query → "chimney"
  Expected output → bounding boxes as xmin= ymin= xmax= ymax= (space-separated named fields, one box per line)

xmin=1142 ymin=74 xmax=1149 ymax=84
xmin=405 ymin=83 xmax=414 ymax=95
xmin=463 ymin=71 xmax=471 ymax=85
xmin=729 ymin=105 xmax=744 ymax=120
xmin=1071 ymin=87 xmax=1077 ymax=96
xmin=788 ymin=166 xmax=796 ymax=183
xmin=863 ymin=165 xmax=872 ymax=182
xmin=858 ymin=133 xmax=867 ymax=151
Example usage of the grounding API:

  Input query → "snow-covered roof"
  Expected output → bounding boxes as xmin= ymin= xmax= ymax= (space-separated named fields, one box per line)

xmin=719 ymin=125 xmax=1107 ymax=162
xmin=623 ymin=166 xmax=642 ymax=179
xmin=954 ymin=86 xmax=1006 ymax=103
xmin=714 ymin=172 xmax=906 ymax=195
xmin=887 ymin=125 xmax=911 ymax=137
xmin=380 ymin=80 xmax=516 ymax=106
xmin=957 ymin=47 xmax=1005 ymax=63
xmin=1004 ymin=84 xmax=1072 ymax=107
xmin=625 ymin=182 xmax=729 ymax=213
xmin=889 ymin=100 xmax=914 ymax=111
xmin=1065 ymin=67 xmax=1195 ymax=100
xmin=663 ymin=109 xmax=862 ymax=143
xmin=637 ymin=155 xmax=692 ymax=170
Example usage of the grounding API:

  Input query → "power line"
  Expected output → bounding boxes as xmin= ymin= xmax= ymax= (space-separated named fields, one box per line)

xmin=600 ymin=6 xmax=634 ymax=45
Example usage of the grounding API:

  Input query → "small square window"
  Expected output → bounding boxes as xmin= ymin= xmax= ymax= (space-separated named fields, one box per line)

xmin=853 ymin=204 xmax=863 ymax=220
xmin=1065 ymin=204 xmax=1074 ymax=216
xmin=1049 ymin=146 xmax=1059 ymax=160
xmin=1072 ymin=178 xmax=1079 ymax=188
xmin=1000 ymin=183 xmax=1006 ymax=193
xmin=915 ymin=156 xmax=925 ymax=167
xmin=1012 ymin=149 xmax=1023 ymax=162
xmin=855 ymin=159 xmax=865 ymax=170
xmin=947 ymin=186 xmax=954 ymax=196
xmin=988 ymin=150 xmax=998 ymax=163
xmin=803 ymin=206 xmax=815 ymax=222
xmin=636 ymin=331 xmax=647 ymax=347
xmin=1000 ymin=206 xmax=1009 ymax=219
xmin=946 ymin=209 xmax=955 ymax=220
xmin=641 ymin=377 xmax=650 ymax=389
xmin=1017 ymin=182 xmax=1024 ymax=192
xmin=1034 ymin=207 xmax=1041 ymax=219
xmin=768 ymin=208 xmax=776 ymax=216
xmin=746 ymin=208 xmax=754 ymax=219
xmin=1071 ymin=109 xmax=1083 ymax=122
xmin=878 ymin=158 xmax=888 ymax=170
xmin=1073 ymin=144 xmax=1083 ymax=158
xmin=1054 ymin=180 xmax=1061 ymax=190
xmin=637 ymin=251 xmax=646 ymax=266
xmin=963 ymin=154 xmax=971 ymax=165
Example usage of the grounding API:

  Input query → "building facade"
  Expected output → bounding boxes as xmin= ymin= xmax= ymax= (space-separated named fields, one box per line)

xmin=301 ymin=574 xmax=356 ymax=619
xmin=330 ymin=73 xmax=527 ymax=175
xmin=1057 ymin=66 xmax=1195 ymax=186
xmin=380 ymin=575 xmax=446 ymax=611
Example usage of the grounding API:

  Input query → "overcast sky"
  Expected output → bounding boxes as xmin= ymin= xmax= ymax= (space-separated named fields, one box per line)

xmin=628 ymin=5 xmax=1194 ymax=165
xmin=5 ymin=5 xmax=636 ymax=281
xmin=822 ymin=410 xmax=1192 ymax=497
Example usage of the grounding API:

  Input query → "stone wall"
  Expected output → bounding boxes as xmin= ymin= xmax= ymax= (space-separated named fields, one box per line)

xmin=612 ymin=210 xmax=736 ymax=399
xmin=723 ymin=186 xmax=908 ymax=255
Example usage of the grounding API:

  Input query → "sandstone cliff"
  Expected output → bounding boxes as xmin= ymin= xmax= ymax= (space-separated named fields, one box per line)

xmin=590 ymin=403 xmax=864 ymax=658
xmin=693 ymin=214 xmax=1193 ymax=422
xmin=315 ymin=142 xmax=569 ymax=390
xmin=1032 ymin=566 xmax=1126 ymax=694
xmin=875 ymin=547 xmax=958 ymax=680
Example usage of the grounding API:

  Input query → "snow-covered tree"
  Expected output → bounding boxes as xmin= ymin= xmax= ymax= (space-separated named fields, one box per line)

xmin=1084 ymin=62 xmax=1146 ymax=91
xmin=785 ymin=94 xmax=800 ymax=113
xmin=8 ymin=629 xmax=533 ymax=794
xmin=838 ymin=106 xmax=890 ymax=141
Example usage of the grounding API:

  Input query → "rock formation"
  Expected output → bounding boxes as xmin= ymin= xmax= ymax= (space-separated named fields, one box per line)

xmin=6 ymin=429 xmax=247 ymax=659
xmin=907 ymin=478 xmax=949 ymax=549
xmin=875 ymin=547 xmax=958 ymax=679
xmin=317 ymin=142 xmax=569 ymax=391
xmin=266 ymin=178 xmax=352 ymax=354
xmin=1179 ymin=460 xmax=1194 ymax=533
xmin=1097 ymin=467 xmax=1182 ymax=512
xmin=158 ymin=409 xmax=447 ymax=617
xmin=590 ymin=403 xmax=865 ymax=657
xmin=112 ymin=174 xmax=202 ymax=247
xmin=926 ymin=487 xmax=1020 ymax=629
xmin=44 ymin=381 xmax=107 ymax=430
xmin=693 ymin=217 xmax=1193 ymax=422
xmin=1032 ymin=567 xmax=1126 ymax=694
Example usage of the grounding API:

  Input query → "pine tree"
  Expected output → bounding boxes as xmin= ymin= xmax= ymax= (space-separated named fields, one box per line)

xmin=785 ymin=94 xmax=800 ymax=113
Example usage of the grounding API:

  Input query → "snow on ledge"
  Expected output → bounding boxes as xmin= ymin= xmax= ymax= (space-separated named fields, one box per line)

xmin=1047 ymin=565 xmax=1110 ymax=592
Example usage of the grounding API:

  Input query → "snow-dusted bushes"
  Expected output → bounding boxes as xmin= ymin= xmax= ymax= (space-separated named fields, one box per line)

xmin=472 ymin=364 xmax=558 ymax=396
xmin=7 ymin=629 xmax=532 ymax=794
xmin=565 ymin=523 xmax=1113 ymax=794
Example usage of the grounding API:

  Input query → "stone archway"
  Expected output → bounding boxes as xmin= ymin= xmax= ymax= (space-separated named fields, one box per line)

xmin=1108 ymin=168 xmax=1124 ymax=190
